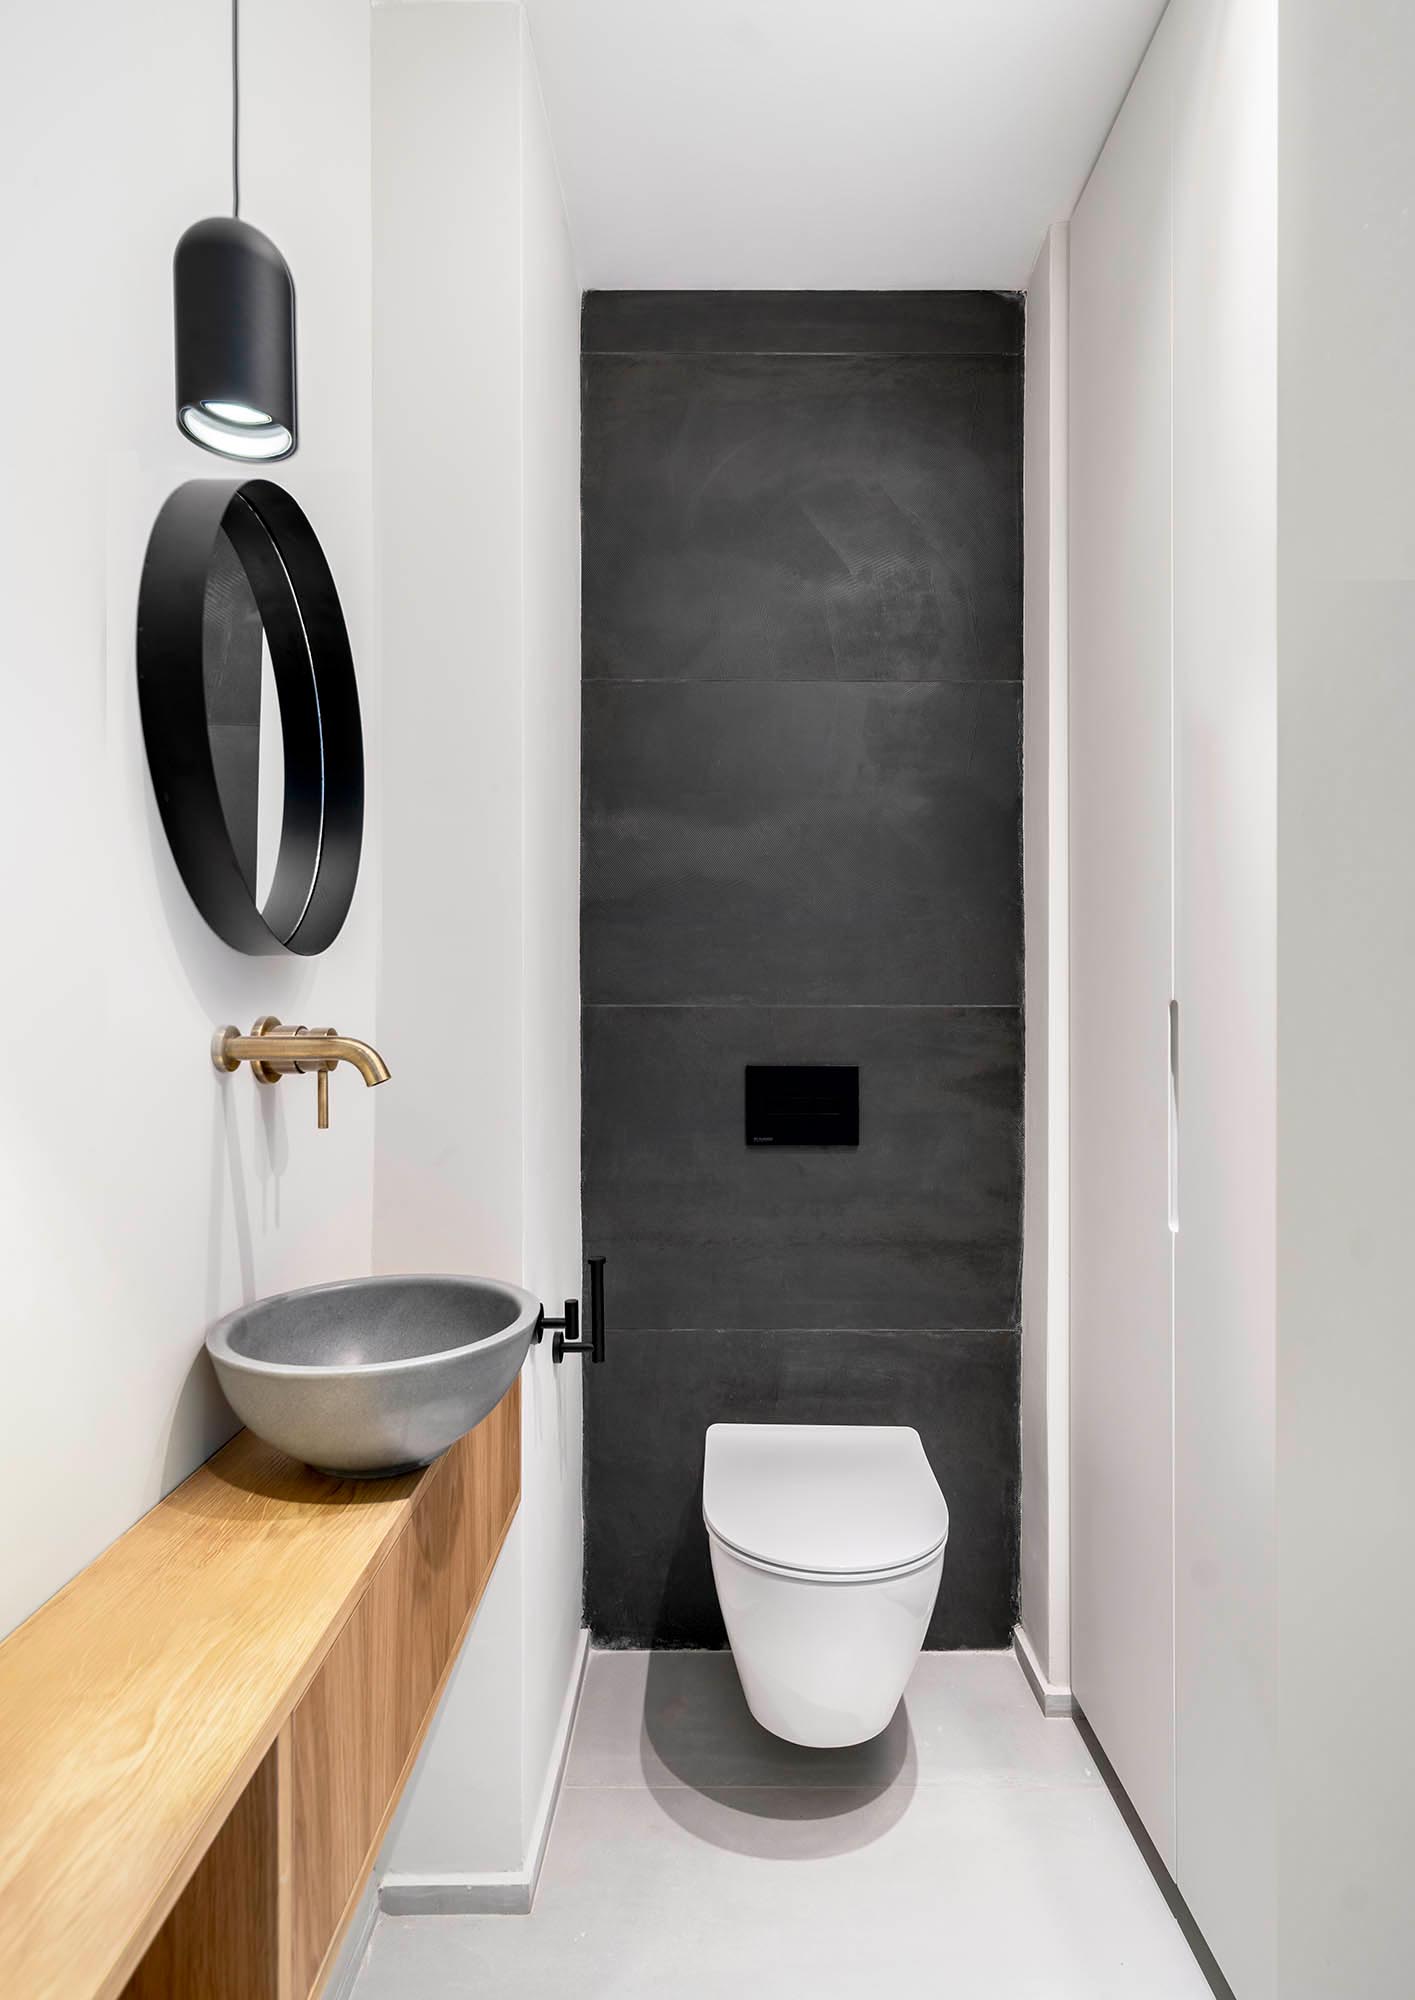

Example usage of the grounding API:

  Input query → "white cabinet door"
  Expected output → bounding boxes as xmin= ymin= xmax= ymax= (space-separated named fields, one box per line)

xmin=1171 ymin=1 xmax=1277 ymax=1992
xmin=1068 ymin=21 xmax=1177 ymax=1871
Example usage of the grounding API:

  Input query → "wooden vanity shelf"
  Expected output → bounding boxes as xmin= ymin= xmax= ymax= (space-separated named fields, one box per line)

xmin=0 ymin=1382 xmax=520 ymax=2000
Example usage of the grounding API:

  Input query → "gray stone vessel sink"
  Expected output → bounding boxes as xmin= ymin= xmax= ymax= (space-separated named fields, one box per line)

xmin=207 ymin=1274 xmax=539 ymax=1478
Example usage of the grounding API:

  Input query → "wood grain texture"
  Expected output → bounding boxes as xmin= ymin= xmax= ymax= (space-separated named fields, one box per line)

xmin=276 ymin=1725 xmax=295 ymax=2000
xmin=292 ymin=1383 xmax=519 ymax=1996
xmin=0 ymin=1385 xmax=520 ymax=2000
xmin=120 ymin=1742 xmax=281 ymax=2000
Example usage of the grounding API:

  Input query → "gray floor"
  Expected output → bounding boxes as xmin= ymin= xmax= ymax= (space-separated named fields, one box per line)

xmin=353 ymin=1650 xmax=1212 ymax=1997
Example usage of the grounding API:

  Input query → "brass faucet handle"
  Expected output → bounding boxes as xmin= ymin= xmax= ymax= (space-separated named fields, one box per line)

xmin=293 ymin=1027 xmax=339 ymax=1133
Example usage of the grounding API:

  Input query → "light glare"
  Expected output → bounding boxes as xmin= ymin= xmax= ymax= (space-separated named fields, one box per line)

xmin=179 ymin=403 xmax=293 ymax=461
xmin=202 ymin=399 xmax=274 ymax=426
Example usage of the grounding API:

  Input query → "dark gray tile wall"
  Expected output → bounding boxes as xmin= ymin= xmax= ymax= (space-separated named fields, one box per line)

xmin=584 ymin=1007 xmax=1021 ymax=1333
xmin=583 ymin=681 xmax=1022 ymax=1004
xmin=582 ymin=355 xmax=1022 ymax=683
xmin=582 ymin=291 xmax=1023 ymax=1651
xmin=581 ymin=289 xmax=1025 ymax=356
xmin=585 ymin=1330 xmax=1021 ymax=1651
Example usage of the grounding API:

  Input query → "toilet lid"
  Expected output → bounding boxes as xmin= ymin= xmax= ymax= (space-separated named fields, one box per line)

xmin=702 ymin=1424 xmax=949 ymax=1576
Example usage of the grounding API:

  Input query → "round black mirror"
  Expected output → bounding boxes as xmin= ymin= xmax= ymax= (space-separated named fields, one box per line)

xmin=137 ymin=479 xmax=363 ymax=955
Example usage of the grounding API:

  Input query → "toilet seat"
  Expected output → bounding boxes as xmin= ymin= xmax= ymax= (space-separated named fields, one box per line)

xmin=704 ymin=1531 xmax=947 ymax=1584
xmin=703 ymin=1423 xmax=949 ymax=1579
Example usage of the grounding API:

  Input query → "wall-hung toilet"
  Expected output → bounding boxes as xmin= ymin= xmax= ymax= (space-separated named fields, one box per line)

xmin=703 ymin=1423 xmax=949 ymax=1748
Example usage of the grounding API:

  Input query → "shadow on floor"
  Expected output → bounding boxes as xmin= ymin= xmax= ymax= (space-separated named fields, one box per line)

xmin=639 ymin=1650 xmax=917 ymax=1858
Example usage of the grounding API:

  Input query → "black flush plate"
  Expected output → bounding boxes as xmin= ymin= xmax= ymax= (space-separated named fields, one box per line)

xmin=745 ymin=1065 xmax=859 ymax=1147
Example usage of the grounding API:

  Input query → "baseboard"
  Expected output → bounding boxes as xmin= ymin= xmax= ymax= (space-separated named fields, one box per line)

xmin=1073 ymin=1704 xmax=1237 ymax=2000
xmin=380 ymin=1627 xmax=589 ymax=1918
xmin=520 ymin=1627 xmax=591 ymax=1897
xmin=1013 ymin=1624 xmax=1074 ymax=1716
xmin=318 ymin=1872 xmax=380 ymax=2000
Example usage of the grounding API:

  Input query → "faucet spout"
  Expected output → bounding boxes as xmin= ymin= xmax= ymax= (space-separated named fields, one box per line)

xmin=314 ymin=1036 xmax=390 ymax=1087
xmin=212 ymin=1018 xmax=391 ymax=1129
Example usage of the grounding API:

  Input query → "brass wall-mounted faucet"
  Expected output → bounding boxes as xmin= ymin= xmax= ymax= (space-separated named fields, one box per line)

xmin=212 ymin=1017 xmax=390 ymax=1130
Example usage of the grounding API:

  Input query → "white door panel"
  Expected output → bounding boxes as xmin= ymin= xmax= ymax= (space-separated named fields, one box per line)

xmin=1068 ymin=14 xmax=1177 ymax=1872
xmin=1171 ymin=2 xmax=1277 ymax=1993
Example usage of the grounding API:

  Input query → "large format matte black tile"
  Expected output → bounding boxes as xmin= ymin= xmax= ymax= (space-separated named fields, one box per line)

xmin=583 ymin=1005 xmax=1021 ymax=1332
xmin=584 ymin=1328 xmax=1020 ymax=1650
xmin=583 ymin=680 xmax=1021 ymax=1006
xmin=582 ymin=289 xmax=1024 ymax=357
xmin=580 ymin=302 xmax=1025 ymax=1662
xmin=582 ymin=354 xmax=1021 ymax=683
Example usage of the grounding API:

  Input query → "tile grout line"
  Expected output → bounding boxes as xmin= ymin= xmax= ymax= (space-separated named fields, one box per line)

xmin=581 ymin=349 xmax=1021 ymax=361
xmin=578 ymin=1001 xmax=1022 ymax=1011
xmin=569 ymin=1327 xmax=1019 ymax=1336
xmin=581 ymin=677 xmax=1024 ymax=687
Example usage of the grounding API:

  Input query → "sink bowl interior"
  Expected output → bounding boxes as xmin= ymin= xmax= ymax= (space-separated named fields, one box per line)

xmin=225 ymin=1277 xmax=526 ymax=1370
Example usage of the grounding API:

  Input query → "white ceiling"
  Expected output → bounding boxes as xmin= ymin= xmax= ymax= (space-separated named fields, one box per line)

xmin=525 ymin=0 xmax=1168 ymax=291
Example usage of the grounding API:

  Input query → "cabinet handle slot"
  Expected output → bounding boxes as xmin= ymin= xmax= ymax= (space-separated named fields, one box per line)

xmin=1168 ymin=999 xmax=1180 ymax=1234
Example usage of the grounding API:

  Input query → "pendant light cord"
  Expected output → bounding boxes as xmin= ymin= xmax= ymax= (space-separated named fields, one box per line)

xmin=231 ymin=0 xmax=240 ymax=219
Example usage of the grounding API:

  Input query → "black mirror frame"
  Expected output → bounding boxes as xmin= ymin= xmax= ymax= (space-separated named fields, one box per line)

xmin=137 ymin=478 xmax=363 ymax=957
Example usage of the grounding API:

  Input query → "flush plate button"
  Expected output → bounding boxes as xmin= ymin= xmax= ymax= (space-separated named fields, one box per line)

xmin=745 ymin=1065 xmax=859 ymax=1147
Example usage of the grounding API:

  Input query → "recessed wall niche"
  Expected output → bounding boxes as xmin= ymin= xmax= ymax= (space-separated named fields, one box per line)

xmin=137 ymin=478 xmax=363 ymax=956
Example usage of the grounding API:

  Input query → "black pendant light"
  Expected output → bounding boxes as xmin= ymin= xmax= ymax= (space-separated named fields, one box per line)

xmin=174 ymin=2 xmax=296 ymax=461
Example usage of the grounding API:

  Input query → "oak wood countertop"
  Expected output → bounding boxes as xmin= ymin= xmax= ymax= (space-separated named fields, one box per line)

xmin=0 ymin=1432 xmax=442 ymax=2000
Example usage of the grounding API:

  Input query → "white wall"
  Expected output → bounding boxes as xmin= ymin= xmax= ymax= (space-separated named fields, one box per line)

xmin=0 ymin=0 xmax=378 ymax=1642
xmin=517 ymin=3 xmax=587 ymax=1826
xmin=1019 ymin=222 xmax=1070 ymax=1694
xmin=1276 ymin=4 xmax=1415 ymax=1990
xmin=371 ymin=0 xmax=584 ymax=1884
xmin=0 ymin=0 xmax=584 ymax=1896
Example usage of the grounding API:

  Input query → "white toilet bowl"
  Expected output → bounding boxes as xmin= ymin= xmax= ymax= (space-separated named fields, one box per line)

xmin=703 ymin=1423 xmax=948 ymax=1749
